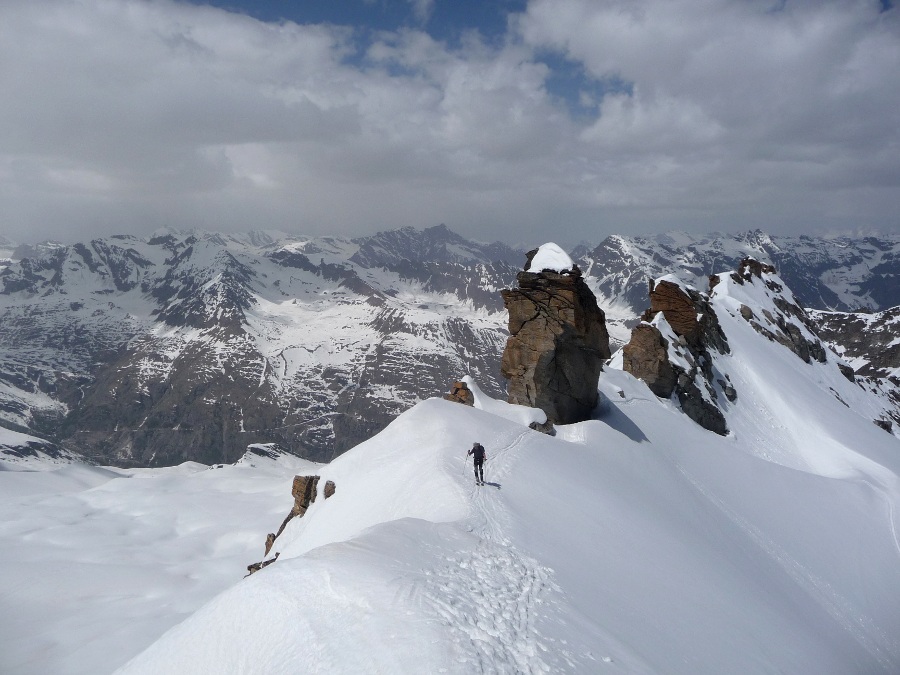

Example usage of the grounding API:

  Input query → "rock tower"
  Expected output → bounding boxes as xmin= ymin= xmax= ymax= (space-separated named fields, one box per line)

xmin=500 ymin=244 xmax=611 ymax=424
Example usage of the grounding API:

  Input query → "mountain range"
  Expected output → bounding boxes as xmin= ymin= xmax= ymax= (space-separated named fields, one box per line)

xmin=1 ymin=225 xmax=897 ymax=467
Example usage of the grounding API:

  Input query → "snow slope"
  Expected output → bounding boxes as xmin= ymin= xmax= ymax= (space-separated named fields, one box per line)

xmin=3 ymin=258 xmax=900 ymax=674
xmin=114 ymin=275 xmax=900 ymax=674
xmin=0 ymin=449 xmax=320 ymax=675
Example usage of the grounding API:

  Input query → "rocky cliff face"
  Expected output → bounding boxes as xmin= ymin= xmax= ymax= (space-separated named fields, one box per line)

xmin=500 ymin=250 xmax=611 ymax=424
xmin=621 ymin=324 xmax=676 ymax=398
xmin=623 ymin=275 xmax=732 ymax=435
xmin=619 ymin=255 xmax=900 ymax=437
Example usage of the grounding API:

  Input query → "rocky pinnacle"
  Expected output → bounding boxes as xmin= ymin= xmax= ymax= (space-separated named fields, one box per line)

xmin=500 ymin=251 xmax=611 ymax=424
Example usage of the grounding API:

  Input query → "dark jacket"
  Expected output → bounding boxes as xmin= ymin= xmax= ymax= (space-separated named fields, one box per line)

xmin=468 ymin=443 xmax=486 ymax=462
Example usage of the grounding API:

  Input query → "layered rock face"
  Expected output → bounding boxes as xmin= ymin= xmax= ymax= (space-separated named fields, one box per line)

xmin=624 ymin=276 xmax=731 ymax=435
xmin=500 ymin=250 xmax=611 ymax=424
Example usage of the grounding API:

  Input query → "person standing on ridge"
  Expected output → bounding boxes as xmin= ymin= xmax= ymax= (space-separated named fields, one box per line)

xmin=468 ymin=442 xmax=486 ymax=485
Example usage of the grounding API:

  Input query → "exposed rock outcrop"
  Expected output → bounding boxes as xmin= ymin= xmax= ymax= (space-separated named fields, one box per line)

xmin=257 ymin=474 xmax=322 ymax=561
xmin=621 ymin=324 xmax=676 ymax=398
xmin=324 ymin=480 xmax=336 ymax=499
xmin=623 ymin=277 xmax=730 ymax=435
xmin=500 ymin=247 xmax=611 ymax=424
xmin=641 ymin=278 xmax=730 ymax=355
xmin=443 ymin=380 xmax=474 ymax=406
xmin=289 ymin=475 xmax=320 ymax=517
xmin=246 ymin=552 xmax=279 ymax=577
xmin=528 ymin=419 xmax=556 ymax=435
xmin=734 ymin=257 xmax=829 ymax=365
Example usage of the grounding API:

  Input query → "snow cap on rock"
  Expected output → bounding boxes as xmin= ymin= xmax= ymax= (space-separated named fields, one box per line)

xmin=526 ymin=243 xmax=574 ymax=273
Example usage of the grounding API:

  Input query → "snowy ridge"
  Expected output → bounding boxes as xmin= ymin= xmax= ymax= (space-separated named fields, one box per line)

xmin=3 ymin=259 xmax=900 ymax=673
xmin=116 ymin=341 xmax=900 ymax=674
xmin=116 ymin=267 xmax=900 ymax=673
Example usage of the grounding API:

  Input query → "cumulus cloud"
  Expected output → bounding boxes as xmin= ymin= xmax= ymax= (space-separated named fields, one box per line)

xmin=0 ymin=0 xmax=897 ymax=245
xmin=408 ymin=0 xmax=436 ymax=24
xmin=519 ymin=0 xmax=900 ymax=229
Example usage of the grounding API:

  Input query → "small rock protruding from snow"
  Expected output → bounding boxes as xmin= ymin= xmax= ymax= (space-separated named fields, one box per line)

xmin=245 ymin=552 xmax=279 ymax=577
xmin=324 ymin=480 xmax=336 ymax=499
xmin=525 ymin=242 xmax=575 ymax=274
xmin=874 ymin=417 xmax=893 ymax=433
xmin=443 ymin=380 xmax=475 ymax=406
xmin=257 ymin=474 xmax=322 ymax=563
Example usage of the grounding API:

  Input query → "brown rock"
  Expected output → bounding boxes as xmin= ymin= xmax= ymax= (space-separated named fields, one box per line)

xmin=528 ymin=419 xmax=556 ymax=435
xmin=625 ymin=276 xmax=729 ymax=436
xmin=324 ymin=480 xmax=336 ymax=499
xmin=500 ymin=258 xmax=611 ymax=424
xmin=443 ymin=380 xmax=475 ymax=406
xmin=738 ymin=257 xmax=777 ymax=280
xmin=622 ymin=324 xmax=676 ymax=398
xmin=648 ymin=279 xmax=702 ymax=346
xmin=261 ymin=475 xmax=320 ymax=557
xmin=291 ymin=475 xmax=320 ymax=517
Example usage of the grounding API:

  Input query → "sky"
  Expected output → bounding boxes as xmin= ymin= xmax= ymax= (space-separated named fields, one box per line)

xmin=0 ymin=0 xmax=898 ymax=247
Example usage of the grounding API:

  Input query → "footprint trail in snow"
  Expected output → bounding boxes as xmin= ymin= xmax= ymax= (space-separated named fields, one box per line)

xmin=420 ymin=428 xmax=565 ymax=674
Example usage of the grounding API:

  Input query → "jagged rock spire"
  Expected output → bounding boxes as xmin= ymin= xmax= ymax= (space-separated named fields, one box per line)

xmin=623 ymin=275 xmax=731 ymax=435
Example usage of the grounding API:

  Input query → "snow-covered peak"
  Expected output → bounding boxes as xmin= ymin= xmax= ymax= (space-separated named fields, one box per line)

xmin=527 ymin=242 xmax=574 ymax=273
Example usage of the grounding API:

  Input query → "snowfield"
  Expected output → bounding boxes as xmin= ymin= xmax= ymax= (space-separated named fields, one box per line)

xmin=2 ymin=269 xmax=900 ymax=674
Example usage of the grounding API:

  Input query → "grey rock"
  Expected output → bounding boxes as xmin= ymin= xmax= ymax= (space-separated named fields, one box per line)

xmin=324 ymin=480 xmax=336 ymax=499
